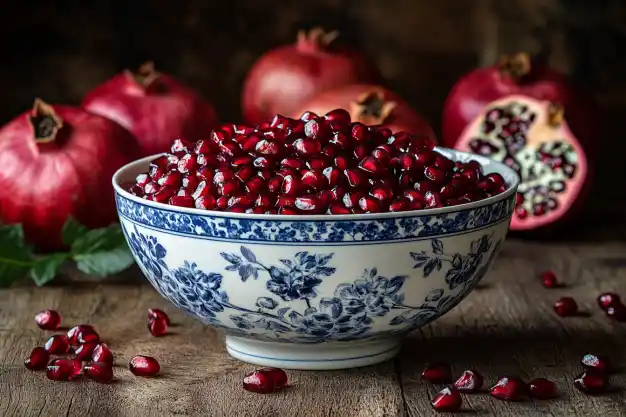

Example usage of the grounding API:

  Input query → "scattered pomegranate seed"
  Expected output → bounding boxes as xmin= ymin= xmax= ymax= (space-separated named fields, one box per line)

xmin=243 ymin=369 xmax=276 ymax=393
xmin=553 ymin=297 xmax=578 ymax=317
xmin=83 ymin=362 xmax=114 ymax=384
xmin=597 ymin=292 xmax=621 ymax=310
xmin=528 ymin=378 xmax=558 ymax=399
xmin=148 ymin=316 xmax=168 ymax=337
xmin=574 ymin=371 xmax=607 ymax=394
xmin=490 ymin=376 xmax=527 ymax=401
xmin=34 ymin=309 xmax=62 ymax=330
xmin=74 ymin=340 xmax=99 ymax=361
xmin=453 ymin=369 xmax=483 ymax=392
xmin=129 ymin=355 xmax=160 ymax=377
xmin=44 ymin=334 xmax=70 ymax=354
xmin=24 ymin=347 xmax=50 ymax=370
xmin=581 ymin=354 xmax=611 ymax=373
xmin=92 ymin=343 xmax=113 ymax=363
xmin=148 ymin=308 xmax=171 ymax=325
xmin=421 ymin=362 xmax=452 ymax=384
xmin=431 ymin=387 xmax=462 ymax=412
xmin=540 ymin=271 xmax=559 ymax=288
xmin=605 ymin=303 xmax=626 ymax=322
xmin=46 ymin=358 xmax=82 ymax=381
xmin=259 ymin=367 xmax=288 ymax=389
xmin=67 ymin=324 xmax=96 ymax=345
xmin=76 ymin=327 xmax=100 ymax=344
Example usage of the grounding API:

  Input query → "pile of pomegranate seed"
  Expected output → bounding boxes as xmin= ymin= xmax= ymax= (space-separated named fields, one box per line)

xmin=243 ymin=367 xmax=289 ymax=393
xmin=128 ymin=109 xmax=508 ymax=214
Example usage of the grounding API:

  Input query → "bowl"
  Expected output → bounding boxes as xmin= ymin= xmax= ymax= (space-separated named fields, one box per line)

xmin=112 ymin=148 xmax=519 ymax=370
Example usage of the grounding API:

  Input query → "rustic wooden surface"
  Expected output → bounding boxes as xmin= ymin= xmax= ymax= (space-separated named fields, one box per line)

xmin=1 ymin=238 xmax=625 ymax=416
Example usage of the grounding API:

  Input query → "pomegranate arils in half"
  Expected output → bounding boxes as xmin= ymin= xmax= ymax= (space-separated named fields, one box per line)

xmin=574 ymin=371 xmax=607 ymax=394
xmin=490 ymin=376 xmax=527 ymax=401
xmin=74 ymin=340 xmax=99 ymax=361
xmin=421 ymin=362 xmax=452 ymax=384
xmin=597 ymin=292 xmax=621 ymax=310
xmin=148 ymin=316 xmax=168 ymax=337
xmin=46 ymin=359 xmax=82 ymax=381
xmin=44 ymin=335 xmax=70 ymax=354
xmin=34 ymin=309 xmax=62 ymax=330
xmin=453 ymin=369 xmax=483 ymax=392
xmin=581 ymin=354 xmax=611 ymax=373
xmin=84 ymin=362 xmax=114 ymax=384
xmin=553 ymin=297 xmax=578 ymax=317
xmin=540 ymin=270 xmax=559 ymax=288
xmin=148 ymin=308 xmax=171 ymax=325
xmin=528 ymin=378 xmax=558 ymax=399
xmin=92 ymin=343 xmax=113 ymax=363
xmin=129 ymin=355 xmax=160 ymax=377
xmin=431 ymin=387 xmax=462 ymax=413
xmin=25 ymin=347 xmax=50 ymax=370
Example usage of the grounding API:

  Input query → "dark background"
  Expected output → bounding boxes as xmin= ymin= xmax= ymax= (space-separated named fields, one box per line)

xmin=2 ymin=0 xmax=625 ymax=235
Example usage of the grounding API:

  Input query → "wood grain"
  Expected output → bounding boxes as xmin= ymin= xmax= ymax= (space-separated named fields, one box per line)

xmin=1 ymin=239 xmax=625 ymax=416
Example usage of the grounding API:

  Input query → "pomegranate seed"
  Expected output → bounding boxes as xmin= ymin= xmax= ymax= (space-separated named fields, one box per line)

xmin=84 ymin=362 xmax=114 ymax=384
xmin=76 ymin=327 xmax=99 ymax=344
xmin=553 ymin=297 xmax=578 ymax=317
xmin=159 ymin=170 xmax=182 ymax=188
xmin=171 ymin=138 xmax=191 ymax=153
xmin=148 ymin=308 xmax=171 ymax=325
xmin=324 ymin=108 xmax=351 ymax=125
xmin=136 ymin=173 xmax=150 ymax=187
xmin=74 ymin=340 xmax=99 ymax=361
xmin=196 ymin=195 xmax=217 ymax=210
xmin=34 ymin=309 xmax=62 ymax=330
xmin=293 ymin=138 xmax=322 ymax=157
xmin=490 ymin=376 xmax=527 ymax=401
xmin=528 ymin=378 xmax=558 ymax=399
xmin=25 ymin=347 xmax=50 ymax=370
xmin=574 ymin=371 xmax=607 ymax=394
xmin=597 ymin=292 xmax=621 ymax=310
xmin=44 ymin=334 xmax=70 ymax=354
xmin=169 ymin=196 xmax=194 ymax=207
xmin=67 ymin=324 xmax=95 ymax=345
xmin=605 ymin=303 xmax=626 ymax=322
xmin=389 ymin=198 xmax=410 ymax=212
xmin=359 ymin=196 xmax=381 ymax=213
xmin=581 ymin=354 xmax=611 ymax=373
xmin=92 ymin=343 xmax=113 ymax=363
xmin=260 ymin=367 xmax=288 ymax=389
xmin=453 ymin=369 xmax=483 ymax=392
xmin=281 ymin=175 xmax=301 ymax=196
xmin=243 ymin=369 xmax=276 ymax=393
xmin=46 ymin=358 xmax=82 ymax=381
xmin=148 ymin=316 xmax=168 ymax=337
xmin=303 ymin=119 xmax=328 ymax=139
xmin=540 ymin=270 xmax=559 ymax=288
xmin=431 ymin=387 xmax=462 ymax=413
xmin=421 ymin=363 xmax=452 ymax=384
xmin=129 ymin=355 xmax=160 ymax=377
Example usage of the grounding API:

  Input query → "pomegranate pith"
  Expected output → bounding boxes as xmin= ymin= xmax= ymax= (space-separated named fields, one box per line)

xmin=44 ymin=335 xmax=70 ymax=354
xmin=574 ymin=371 xmax=607 ymax=394
xmin=129 ymin=355 xmax=160 ymax=377
xmin=431 ymin=387 xmax=462 ymax=412
xmin=528 ymin=378 xmax=558 ymax=399
xmin=24 ymin=347 xmax=50 ymax=371
xmin=453 ymin=369 xmax=483 ymax=392
xmin=421 ymin=363 xmax=452 ymax=384
xmin=553 ymin=297 xmax=578 ymax=317
xmin=490 ymin=376 xmax=527 ymax=401
xmin=34 ymin=310 xmax=62 ymax=330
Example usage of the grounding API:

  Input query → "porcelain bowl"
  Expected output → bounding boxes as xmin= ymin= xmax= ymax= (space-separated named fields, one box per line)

xmin=112 ymin=148 xmax=519 ymax=370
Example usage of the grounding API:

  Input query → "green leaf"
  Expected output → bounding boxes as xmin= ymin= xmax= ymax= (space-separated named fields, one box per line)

xmin=0 ymin=224 xmax=34 ymax=287
xmin=62 ymin=217 xmax=89 ymax=246
xmin=30 ymin=253 xmax=70 ymax=286
xmin=71 ymin=223 xmax=135 ymax=277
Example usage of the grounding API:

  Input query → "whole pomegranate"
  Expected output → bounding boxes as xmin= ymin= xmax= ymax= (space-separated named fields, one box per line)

xmin=454 ymin=96 xmax=592 ymax=231
xmin=82 ymin=61 xmax=218 ymax=156
xmin=442 ymin=52 xmax=597 ymax=148
xmin=0 ymin=99 xmax=138 ymax=251
xmin=291 ymin=85 xmax=436 ymax=141
xmin=242 ymin=27 xmax=380 ymax=125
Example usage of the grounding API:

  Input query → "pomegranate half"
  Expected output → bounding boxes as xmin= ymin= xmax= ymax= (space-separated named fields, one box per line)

xmin=290 ymin=84 xmax=436 ymax=142
xmin=454 ymin=95 xmax=591 ymax=231
xmin=0 ymin=99 xmax=138 ymax=251
xmin=83 ymin=62 xmax=218 ymax=156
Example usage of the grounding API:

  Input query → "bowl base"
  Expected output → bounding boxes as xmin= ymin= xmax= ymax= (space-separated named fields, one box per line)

xmin=225 ymin=335 xmax=402 ymax=370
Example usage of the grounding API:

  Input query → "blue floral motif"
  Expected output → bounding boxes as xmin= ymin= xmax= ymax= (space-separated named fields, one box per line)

xmin=115 ymin=192 xmax=515 ymax=243
xmin=122 ymin=223 xmax=501 ymax=343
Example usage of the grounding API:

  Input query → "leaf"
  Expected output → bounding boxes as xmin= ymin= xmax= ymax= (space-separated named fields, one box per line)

xmin=385 ymin=275 xmax=407 ymax=295
xmin=410 ymin=251 xmax=430 ymax=268
xmin=30 ymin=253 xmax=70 ymax=286
xmin=69 ymin=223 xmax=134 ymax=277
xmin=240 ymin=246 xmax=257 ymax=263
xmin=61 ymin=217 xmax=89 ymax=246
xmin=220 ymin=252 xmax=242 ymax=266
xmin=431 ymin=239 xmax=444 ymax=255
xmin=277 ymin=307 xmax=291 ymax=319
xmin=255 ymin=297 xmax=278 ymax=310
xmin=425 ymin=288 xmax=444 ymax=302
xmin=319 ymin=297 xmax=343 ymax=319
xmin=238 ymin=264 xmax=256 ymax=282
xmin=0 ymin=224 xmax=33 ymax=287
xmin=423 ymin=259 xmax=439 ymax=278
xmin=370 ymin=268 xmax=378 ymax=278
xmin=451 ymin=254 xmax=463 ymax=269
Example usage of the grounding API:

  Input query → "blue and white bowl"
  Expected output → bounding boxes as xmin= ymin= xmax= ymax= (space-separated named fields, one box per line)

xmin=112 ymin=148 xmax=519 ymax=370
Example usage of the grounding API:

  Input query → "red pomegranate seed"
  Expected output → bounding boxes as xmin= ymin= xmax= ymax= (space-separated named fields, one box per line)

xmin=46 ymin=358 xmax=82 ymax=381
xmin=74 ymin=340 xmax=99 ymax=361
xmin=129 ymin=355 xmax=160 ymax=377
xmin=44 ymin=334 xmax=70 ymax=354
xmin=421 ymin=363 xmax=452 ymax=384
xmin=148 ymin=308 xmax=171 ymax=325
xmin=329 ymin=203 xmax=351 ymax=214
xmin=540 ymin=270 xmax=559 ymax=288
xmin=431 ymin=387 xmax=462 ymax=413
xmin=581 ymin=354 xmax=611 ymax=373
xmin=574 ymin=371 xmax=607 ymax=394
xmin=169 ymin=196 xmax=194 ymax=207
xmin=490 ymin=376 xmax=527 ymax=401
xmin=528 ymin=378 xmax=558 ymax=399
xmin=553 ymin=297 xmax=578 ymax=317
xmin=260 ymin=367 xmax=288 ymax=389
xmin=359 ymin=196 xmax=381 ymax=213
xmin=344 ymin=168 xmax=365 ymax=188
xmin=171 ymin=138 xmax=191 ymax=153
xmin=67 ymin=324 xmax=95 ymax=345
xmin=34 ymin=309 xmax=62 ymax=330
xmin=148 ymin=316 xmax=168 ymax=337
xmin=92 ymin=343 xmax=113 ymax=363
xmin=453 ymin=369 xmax=483 ymax=392
xmin=597 ymin=292 xmax=621 ymax=310
xmin=424 ymin=166 xmax=447 ymax=185
xmin=243 ymin=369 xmax=276 ymax=393
xmin=605 ymin=303 xmax=626 ymax=322
xmin=389 ymin=198 xmax=410 ymax=212
xmin=83 ymin=362 xmax=114 ymax=384
xmin=25 ymin=347 xmax=50 ymax=370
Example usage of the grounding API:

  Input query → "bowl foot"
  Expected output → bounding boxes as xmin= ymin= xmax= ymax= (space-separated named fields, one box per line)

xmin=225 ymin=335 xmax=402 ymax=370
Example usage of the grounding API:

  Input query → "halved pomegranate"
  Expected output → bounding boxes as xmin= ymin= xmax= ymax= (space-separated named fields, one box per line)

xmin=454 ymin=96 xmax=591 ymax=231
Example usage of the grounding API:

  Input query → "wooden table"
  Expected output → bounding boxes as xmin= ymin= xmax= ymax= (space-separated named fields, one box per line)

xmin=1 ymin=238 xmax=625 ymax=416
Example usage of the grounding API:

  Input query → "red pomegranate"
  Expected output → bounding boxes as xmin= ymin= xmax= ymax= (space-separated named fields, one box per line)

xmin=83 ymin=61 xmax=218 ymax=156
xmin=291 ymin=85 xmax=436 ymax=141
xmin=442 ymin=53 xmax=597 ymax=148
xmin=454 ymin=96 xmax=592 ymax=231
xmin=242 ymin=27 xmax=380 ymax=125
xmin=0 ymin=99 xmax=138 ymax=251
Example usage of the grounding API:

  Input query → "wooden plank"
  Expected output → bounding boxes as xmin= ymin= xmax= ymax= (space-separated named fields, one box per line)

xmin=399 ymin=240 xmax=626 ymax=416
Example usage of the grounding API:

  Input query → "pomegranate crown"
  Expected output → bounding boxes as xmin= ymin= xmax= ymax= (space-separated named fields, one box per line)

xmin=296 ymin=27 xmax=339 ymax=51
xmin=29 ymin=98 xmax=64 ymax=143
xmin=349 ymin=89 xmax=398 ymax=125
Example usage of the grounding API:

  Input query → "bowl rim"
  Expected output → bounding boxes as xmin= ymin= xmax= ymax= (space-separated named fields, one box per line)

xmin=112 ymin=147 xmax=520 ymax=221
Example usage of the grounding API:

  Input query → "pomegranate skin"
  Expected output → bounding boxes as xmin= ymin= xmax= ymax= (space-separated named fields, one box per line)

xmin=0 ymin=99 xmax=138 ymax=251
xmin=242 ymin=28 xmax=380 ymax=125
xmin=291 ymin=84 xmax=436 ymax=142
xmin=83 ymin=62 xmax=218 ymax=156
